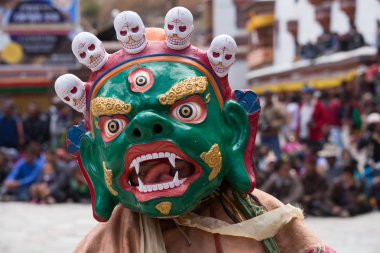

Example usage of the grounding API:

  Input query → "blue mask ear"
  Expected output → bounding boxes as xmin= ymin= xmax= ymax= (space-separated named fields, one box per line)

xmin=234 ymin=90 xmax=260 ymax=115
xmin=79 ymin=132 xmax=118 ymax=221
xmin=222 ymin=100 xmax=252 ymax=193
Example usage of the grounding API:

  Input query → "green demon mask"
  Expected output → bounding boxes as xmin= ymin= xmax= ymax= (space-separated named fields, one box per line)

xmin=78 ymin=55 xmax=258 ymax=219
xmin=59 ymin=18 xmax=260 ymax=220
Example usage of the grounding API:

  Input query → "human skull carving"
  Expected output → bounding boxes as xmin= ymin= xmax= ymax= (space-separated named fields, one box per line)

xmin=207 ymin=34 xmax=237 ymax=78
xmin=72 ymin=32 xmax=108 ymax=72
xmin=114 ymin=11 xmax=147 ymax=54
xmin=164 ymin=6 xmax=193 ymax=50
xmin=55 ymin=74 xmax=86 ymax=113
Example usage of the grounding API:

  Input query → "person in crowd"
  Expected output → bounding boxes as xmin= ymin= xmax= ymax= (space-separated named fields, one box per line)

xmin=49 ymin=103 xmax=72 ymax=149
xmin=299 ymin=86 xmax=327 ymax=151
xmin=254 ymin=145 xmax=277 ymax=188
xmin=362 ymin=163 xmax=380 ymax=209
xmin=30 ymin=150 xmax=70 ymax=203
xmin=261 ymin=156 xmax=304 ymax=204
xmin=259 ymin=91 xmax=287 ymax=158
xmin=327 ymin=92 xmax=344 ymax=148
xmin=346 ymin=25 xmax=366 ymax=50
xmin=0 ymin=150 xmax=12 ymax=184
xmin=316 ymin=30 xmax=340 ymax=55
xmin=23 ymin=102 xmax=50 ymax=148
xmin=284 ymin=95 xmax=300 ymax=137
xmin=299 ymin=42 xmax=319 ymax=59
xmin=301 ymin=155 xmax=336 ymax=216
xmin=0 ymin=144 xmax=43 ymax=201
xmin=30 ymin=161 xmax=58 ymax=204
xmin=330 ymin=167 xmax=371 ymax=216
xmin=0 ymin=99 xmax=24 ymax=150
xmin=317 ymin=144 xmax=341 ymax=183
xmin=339 ymin=149 xmax=359 ymax=174
xmin=68 ymin=165 xmax=90 ymax=203
xmin=357 ymin=112 xmax=380 ymax=166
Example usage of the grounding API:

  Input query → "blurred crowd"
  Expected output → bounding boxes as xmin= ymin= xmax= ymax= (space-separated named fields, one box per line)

xmin=0 ymin=99 xmax=90 ymax=204
xmin=298 ymin=25 xmax=366 ymax=60
xmin=255 ymin=77 xmax=380 ymax=217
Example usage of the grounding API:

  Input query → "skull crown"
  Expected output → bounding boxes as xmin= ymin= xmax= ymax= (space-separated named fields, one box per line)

xmin=55 ymin=74 xmax=86 ymax=113
xmin=164 ymin=6 xmax=194 ymax=50
xmin=58 ymin=7 xmax=238 ymax=114
xmin=207 ymin=34 xmax=237 ymax=78
xmin=114 ymin=11 xmax=147 ymax=54
xmin=72 ymin=32 xmax=109 ymax=72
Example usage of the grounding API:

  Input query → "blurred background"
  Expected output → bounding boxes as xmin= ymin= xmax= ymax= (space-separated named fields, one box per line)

xmin=0 ymin=0 xmax=380 ymax=252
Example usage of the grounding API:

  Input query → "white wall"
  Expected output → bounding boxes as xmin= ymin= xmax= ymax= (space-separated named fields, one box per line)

xmin=297 ymin=0 xmax=323 ymax=45
xmin=330 ymin=0 xmax=350 ymax=34
xmin=213 ymin=0 xmax=248 ymax=89
xmin=213 ymin=0 xmax=246 ymax=37
xmin=228 ymin=60 xmax=248 ymax=89
xmin=274 ymin=0 xmax=298 ymax=65
xmin=356 ymin=0 xmax=380 ymax=46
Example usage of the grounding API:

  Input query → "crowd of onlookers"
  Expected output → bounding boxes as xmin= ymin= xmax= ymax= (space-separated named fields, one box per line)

xmin=255 ymin=74 xmax=380 ymax=217
xmin=0 ymin=98 xmax=90 ymax=203
xmin=298 ymin=25 xmax=366 ymax=60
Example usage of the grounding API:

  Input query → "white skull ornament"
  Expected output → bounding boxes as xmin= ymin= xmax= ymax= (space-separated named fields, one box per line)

xmin=114 ymin=11 xmax=147 ymax=54
xmin=207 ymin=35 xmax=237 ymax=78
xmin=55 ymin=74 xmax=86 ymax=113
xmin=72 ymin=32 xmax=108 ymax=72
xmin=164 ymin=7 xmax=193 ymax=50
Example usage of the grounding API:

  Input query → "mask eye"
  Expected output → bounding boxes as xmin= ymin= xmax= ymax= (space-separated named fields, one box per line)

xmin=212 ymin=52 xmax=220 ymax=58
xmin=80 ymin=52 xmax=86 ymax=58
xmin=88 ymin=44 xmax=95 ymax=51
xmin=179 ymin=26 xmax=187 ymax=32
xmin=169 ymin=96 xmax=207 ymax=124
xmin=131 ymin=26 xmax=139 ymax=33
xmin=167 ymin=24 xmax=174 ymax=30
xmin=128 ymin=68 xmax=154 ymax=93
xmin=225 ymin=54 xmax=232 ymax=60
xmin=99 ymin=116 xmax=128 ymax=142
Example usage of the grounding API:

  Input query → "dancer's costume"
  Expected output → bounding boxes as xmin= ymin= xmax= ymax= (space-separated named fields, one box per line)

xmin=55 ymin=7 xmax=336 ymax=253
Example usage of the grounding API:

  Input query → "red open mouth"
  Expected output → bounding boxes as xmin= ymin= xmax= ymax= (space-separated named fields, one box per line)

xmin=119 ymin=141 xmax=202 ymax=202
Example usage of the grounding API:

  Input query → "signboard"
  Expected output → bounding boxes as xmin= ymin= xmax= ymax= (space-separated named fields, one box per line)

xmin=0 ymin=0 xmax=79 ymax=67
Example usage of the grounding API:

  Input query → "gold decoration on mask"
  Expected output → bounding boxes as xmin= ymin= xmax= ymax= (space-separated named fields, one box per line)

xmin=155 ymin=202 xmax=172 ymax=215
xmin=91 ymin=97 xmax=132 ymax=117
xmin=200 ymin=144 xmax=222 ymax=181
xmin=102 ymin=162 xmax=118 ymax=196
xmin=205 ymin=93 xmax=211 ymax=103
xmin=159 ymin=76 xmax=208 ymax=105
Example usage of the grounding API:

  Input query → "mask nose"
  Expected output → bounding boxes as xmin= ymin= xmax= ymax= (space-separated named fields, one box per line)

xmin=126 ymin=111 xmax=173 ymax=142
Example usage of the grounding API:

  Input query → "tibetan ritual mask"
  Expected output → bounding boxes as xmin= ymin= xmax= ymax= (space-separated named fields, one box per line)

xmin=59 ymin=7 xmax=261 ymax=221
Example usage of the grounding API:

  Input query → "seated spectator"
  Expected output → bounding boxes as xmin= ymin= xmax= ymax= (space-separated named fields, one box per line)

xmin=0 ymin=150 xmax=12 ymax=184
xmin=301 ymin=155 xmax=336 ymax=216
xmin=317 ymin=144 xmax=341 ymax=183
xmin=23 ymin=102 xmax=50 ymax=148
xmin=68 ymin=166 xmax=90 ymax=203
xmin=30 ymin=150 xmax=71 ymax=203
xmin=346 ymin=25 xmax=365 ymax=50
xmin=357 ymin=113 xmax=380 ymax=166
xmin=362 ymin=163 xmax=380 ymax=209
xmin=0 ymin=99 xmax=24 ymax=149
xmin=299 ymin=42 xmax=319 ymax=59
xmin=330 ymin=167 xmax=371 ymax=216
xmin=261 ymin=156 xmax=303 ymax=204
xmin=30 ymin=161 xmax=58 ymax=204
xmin=255 ymin=145 xmax=277 ymax=188
xmin=0 ymin=144 xmax=43 ymax=201
xmin=282 ymin=134 xmax=303 ymax=156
